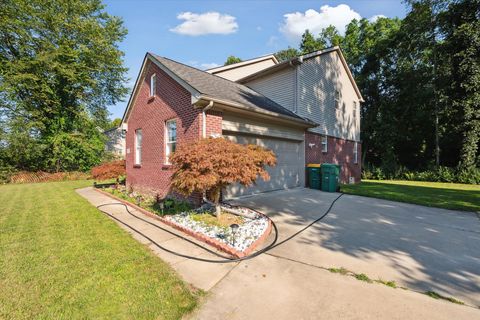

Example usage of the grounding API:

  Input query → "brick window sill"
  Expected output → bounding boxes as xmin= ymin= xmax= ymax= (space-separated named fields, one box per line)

xmin=162 ymin=165 xmax=173 ymax=170
xmin=133 ymin=164 xmax=141 ymax=168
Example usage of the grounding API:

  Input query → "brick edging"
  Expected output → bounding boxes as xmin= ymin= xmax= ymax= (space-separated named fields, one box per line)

xmin=94 ymin=188 xmax=272 ymax=258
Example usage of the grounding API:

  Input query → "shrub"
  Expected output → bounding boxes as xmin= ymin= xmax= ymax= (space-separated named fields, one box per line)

xmin=170 ymin=137 xmax=276 ymax=216
xmin=91 ymin=160 xmax=126 ymax=181
xmin=362 ymin=164 xmax=479 ymax=184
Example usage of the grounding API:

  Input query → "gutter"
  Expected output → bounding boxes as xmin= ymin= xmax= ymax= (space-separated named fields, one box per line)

xmin=202 ymin=100 xmax=214 ymax=138
xmin=195 ymin=95 xmax=317 ymax=128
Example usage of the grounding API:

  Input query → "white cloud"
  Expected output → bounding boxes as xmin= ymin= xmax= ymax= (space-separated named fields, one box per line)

xmin=369 ymin=14 xmax=386 ymax=22
xmin=189 ymin=61 xmax=221 ymax=70
xmin=200 ymin=62 xmax=221 ymax=70
xmin=170 ymin=12 xmax=238 ymax=36
xmin=280 ymin=5 xmax=361 ymax=42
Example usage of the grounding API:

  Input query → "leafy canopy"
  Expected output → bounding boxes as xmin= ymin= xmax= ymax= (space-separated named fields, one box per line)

xmin=0 ymin=0 xmax=128 ymax=172
xmin=224 ymin=55 xmax=242 ymax=66
xmin=169 ymin=138 xmax=277 ymax=202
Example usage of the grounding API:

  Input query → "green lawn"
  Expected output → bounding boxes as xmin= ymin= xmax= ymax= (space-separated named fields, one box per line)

xmin=0 ymin=181 xmax=200 ymax=319
xmin=341 ymin=180 xmax=480 ymax=212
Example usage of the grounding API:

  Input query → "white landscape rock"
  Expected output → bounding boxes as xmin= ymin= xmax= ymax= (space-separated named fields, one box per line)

xmin=164 ymin=207 xmax=269 ymax=252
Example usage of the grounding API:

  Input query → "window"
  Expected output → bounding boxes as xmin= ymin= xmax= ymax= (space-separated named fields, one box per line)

xmin=135 ymin=129 xmax=142 ymax=165
xmin=335 ymin=90 xmax=341 ymax=108
xmin=150 ymin=74 xmax=156 ymax=97
xmin=353 ymin=101 xmax=357 ymax=120
xmin=321 ymin=136 xmax=328 ymax=153
xmin=165 ymin=119 xmax=177 ymax=164
xmin=353 ymin=142 xmax=358 ymax=164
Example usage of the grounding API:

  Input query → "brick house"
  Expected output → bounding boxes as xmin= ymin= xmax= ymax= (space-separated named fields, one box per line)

xmin=122 ymin=47 xmax=363 ymax=199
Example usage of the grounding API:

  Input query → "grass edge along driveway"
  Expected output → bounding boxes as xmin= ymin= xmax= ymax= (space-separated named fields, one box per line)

xmin=341 ymin=180 xmax=480 ymax=212
xmin=0 ymin=180 xmax=200 ymax=320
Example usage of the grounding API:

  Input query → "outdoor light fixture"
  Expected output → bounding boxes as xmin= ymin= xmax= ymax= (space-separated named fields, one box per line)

xmin=230 ymin=223 xmax=239 ymax=247
xmin=159 ymin=201 xmax=164 ymax=215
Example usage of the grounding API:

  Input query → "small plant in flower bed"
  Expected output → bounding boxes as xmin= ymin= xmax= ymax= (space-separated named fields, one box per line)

xmin=102 ymin=185 xmax=192 ymax=216
xmin=102 ymin=185 xmax=270 ymax=253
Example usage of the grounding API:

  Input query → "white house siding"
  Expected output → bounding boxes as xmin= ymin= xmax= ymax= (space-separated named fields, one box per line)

xmin=104 ymin=127 xmax=126 ymax=158
xmin=245 ymin=67 xmax=296 ymax=112
xmin=222 ymin=113 xmax=305 ymax=198
xmin=210 ymin=59 xmax=276 ymax=82
xmin=297 ymin=51 xmax=360 ymax=141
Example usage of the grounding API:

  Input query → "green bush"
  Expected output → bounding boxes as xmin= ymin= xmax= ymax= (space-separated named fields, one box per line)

xmin=362 ymin=164 xmax=479 ymax=185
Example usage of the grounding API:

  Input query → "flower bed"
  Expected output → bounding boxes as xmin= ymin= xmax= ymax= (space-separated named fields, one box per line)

xmin=95 ymin=186 xmax=272 ymax=258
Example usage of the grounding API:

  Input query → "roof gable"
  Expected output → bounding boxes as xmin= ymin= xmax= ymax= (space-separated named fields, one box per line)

xmin=238 ymin=47 xmax=364 ymax=102
xmin=122 ymin=53 xmax=314 ymax=126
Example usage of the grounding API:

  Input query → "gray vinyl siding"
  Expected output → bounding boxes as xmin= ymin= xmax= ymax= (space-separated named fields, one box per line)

xmin=297 ymin=52 xmax=360 ymax=141
xmin=245 ymin=67 xmax=296 ymax=112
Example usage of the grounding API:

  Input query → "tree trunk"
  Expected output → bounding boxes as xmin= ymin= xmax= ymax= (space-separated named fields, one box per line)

xmin=211 ymin=186 xmax=222 ymax=217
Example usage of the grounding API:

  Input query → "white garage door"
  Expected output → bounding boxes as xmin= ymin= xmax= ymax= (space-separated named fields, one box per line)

xmin=224 ymin=133 xmax=304 ymax=199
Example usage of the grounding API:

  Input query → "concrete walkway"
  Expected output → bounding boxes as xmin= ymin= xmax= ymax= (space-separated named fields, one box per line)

xmin=77 ymin=187 xmax=480 ymax=319
xmin=76 ymin=187 xmax=237 ymax=291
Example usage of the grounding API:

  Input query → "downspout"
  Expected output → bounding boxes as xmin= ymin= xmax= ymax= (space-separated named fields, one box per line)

xmin=202 ymin=100 xmax=214 ymax=138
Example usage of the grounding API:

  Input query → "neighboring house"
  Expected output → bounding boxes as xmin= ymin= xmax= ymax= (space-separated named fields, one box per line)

xmin=206 ymin=54 xmax=278 ymax=81
xmin=104 ymin=126 xmax=126 ymax=158
xmin=122 ymin=47 xmax=362 ymax=200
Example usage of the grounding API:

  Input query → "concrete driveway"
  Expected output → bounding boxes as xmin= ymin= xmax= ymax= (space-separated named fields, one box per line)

xmin=79 ymin=187 xmax=480 ymax=319
xmin=228 ymin=188 xmax=480 ymax=306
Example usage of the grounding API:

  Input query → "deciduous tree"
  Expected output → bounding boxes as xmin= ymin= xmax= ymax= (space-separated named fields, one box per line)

xmin=170 ymin=138 xmax=276 ymax=216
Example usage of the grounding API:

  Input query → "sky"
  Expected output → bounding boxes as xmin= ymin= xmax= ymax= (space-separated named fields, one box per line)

xmin=103 ymin=0 xmax=408 ymax=120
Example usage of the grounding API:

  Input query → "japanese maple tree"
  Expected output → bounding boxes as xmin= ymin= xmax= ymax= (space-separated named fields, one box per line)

xmin=169 ymin=138 xmax=277 ymax=216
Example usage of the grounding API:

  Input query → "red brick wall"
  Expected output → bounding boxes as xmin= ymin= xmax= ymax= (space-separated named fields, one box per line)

xmin=305 ymin=131 xmax=362 ymax=183
xmin=205 ymin=110 xmax=223 ymax=137
xmin=125 ymin=60 xmax=202 ymax=198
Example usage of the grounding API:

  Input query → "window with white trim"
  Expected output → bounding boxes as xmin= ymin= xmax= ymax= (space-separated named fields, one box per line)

xmin=334 ymin=90 xmax=341 ymax=108
xmin=150 ymin=74 xmax=156 ymax=97
xmin=165 ymin=119 xmax=176 ymax=164
xmin=354 ymin=141 xmax=358 ymax=164
xmin=321 ymin=136 xmax=328 ymax=153
xmin=353 ymin=101 xmax=357 ymax=120
xmin=135 ymin=129 xmax=142 ymax=165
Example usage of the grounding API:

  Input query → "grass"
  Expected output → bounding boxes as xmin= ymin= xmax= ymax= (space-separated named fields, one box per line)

xmin=425 ymin=291 xmax=464 ymax=305
xmin=354 ymin=273 xmax=373 ymax=283
xmin=191 ymin=212 xmax=244 ymax=229
xmin=340 ymin=180 xmax=480 ymax=212
xmin=328 ymin=267 xmax=349 ymax=275
xmin=0 ymin=181 xmax=200 ymax=319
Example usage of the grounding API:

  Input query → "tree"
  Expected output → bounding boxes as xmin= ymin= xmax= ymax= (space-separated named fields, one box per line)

xmin=299 ymin=30 xmax=323 ymax=54
xmin=274 ymin=47 xmax=299 ymax=62
xmin=317 ymin=25 xmax=343 ymax=48
xmin=0 ymin=0 xmax=128 ymax=172
xmin=224 ymin=55 xmax=242 ymax=65
xmin=170 ymin=138 xmax=276 ymax=216
xmin=109 ymin=118 xmax=122 ymax=129
xmin=436 ymin=0 xmax=480 ymax=171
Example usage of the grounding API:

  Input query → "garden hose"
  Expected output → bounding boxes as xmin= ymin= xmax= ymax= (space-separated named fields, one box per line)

xmin=96 ymin=193 xmax=343 ymax=263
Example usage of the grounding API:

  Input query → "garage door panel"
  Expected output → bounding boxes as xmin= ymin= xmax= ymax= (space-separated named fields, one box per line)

xmin=224 ymin=133 xmax=304 ymax=198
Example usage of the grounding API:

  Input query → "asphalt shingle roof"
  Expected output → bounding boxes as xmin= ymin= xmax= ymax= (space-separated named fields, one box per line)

xmin=151 ymin=54 xmax=308 ymax=121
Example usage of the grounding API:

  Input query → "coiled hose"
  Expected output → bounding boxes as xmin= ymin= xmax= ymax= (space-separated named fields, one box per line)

xmin=96 ymin=193 xmax=343 ymax=263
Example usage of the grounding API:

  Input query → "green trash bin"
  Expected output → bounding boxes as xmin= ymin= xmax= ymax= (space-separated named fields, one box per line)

xmin=321 ymin=163 xmax=341 ymax=192
xmin=307 ymin=165 xmax=321 ymax=190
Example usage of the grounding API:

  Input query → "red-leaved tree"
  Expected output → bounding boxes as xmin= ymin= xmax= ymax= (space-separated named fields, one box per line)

xmin=170 ymin=138 xmax=277 ymax=216
xmin=91 ymin=160 xmax=126 ymax=181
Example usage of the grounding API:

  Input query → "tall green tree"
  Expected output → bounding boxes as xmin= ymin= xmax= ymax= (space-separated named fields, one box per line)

xmin=224 ymin=55 xmax=242 ymax=65
xmin=299 ymin=30 xmax=323 ymax=54
xmin=0 ymin=0 xmax=128 ymax=172
xmin=274 ymin=47 xmax=299 ymax=62
xmin=437 ymin=0 xmax=480 ymax=171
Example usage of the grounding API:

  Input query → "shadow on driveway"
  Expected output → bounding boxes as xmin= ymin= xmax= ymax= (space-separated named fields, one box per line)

xmin=229 ymin=188 xmax=480 ymax=306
